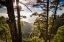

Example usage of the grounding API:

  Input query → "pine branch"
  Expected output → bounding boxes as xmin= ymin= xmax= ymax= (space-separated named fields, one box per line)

xmin=0 ymin=1 xmax=6 ymax=6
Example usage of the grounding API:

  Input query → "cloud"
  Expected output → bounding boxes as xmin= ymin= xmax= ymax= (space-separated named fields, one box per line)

xmin=0 ymin=13 xmax=8 ymax=17
xmin=61 ymin=7 xmax=64 ymax=13
xmin=27 ymin=16 xmax=37 ymax=23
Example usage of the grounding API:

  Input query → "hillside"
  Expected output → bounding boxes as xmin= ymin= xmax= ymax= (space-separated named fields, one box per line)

xmin=21 ymin=21 xmax=33 ymax=37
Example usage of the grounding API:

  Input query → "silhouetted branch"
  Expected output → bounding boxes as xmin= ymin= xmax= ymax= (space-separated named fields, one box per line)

xmin=0 ymin=1 xmax=6 ymax=6
xmin=54 ymin=0 xmax=59 ymax=19
xmin=19 ymin=1 xmax=32 ymax=12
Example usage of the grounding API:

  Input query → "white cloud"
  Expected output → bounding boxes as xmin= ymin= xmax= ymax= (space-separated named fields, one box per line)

xmin=0 ymin=13 xmax=8 ymax=17
xmin=27 ymin=16 xmax=37 ymax=23
xmin=61 ymin=7 xmax=64 ymax=13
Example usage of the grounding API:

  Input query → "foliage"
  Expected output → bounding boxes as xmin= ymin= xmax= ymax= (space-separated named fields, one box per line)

xmin=30 ymin=12 xmax=47 ymax=42
xmin=0 ymin=16 xmax=11 ymax=42
xmin=52 ymin=25 xmax=64 ymax=42
xmin=0 ymin=0 xmax=64 ymax=42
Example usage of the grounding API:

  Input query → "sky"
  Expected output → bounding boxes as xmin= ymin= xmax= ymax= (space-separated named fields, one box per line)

xmin=0 ymin=0 xmax=64 ymax=23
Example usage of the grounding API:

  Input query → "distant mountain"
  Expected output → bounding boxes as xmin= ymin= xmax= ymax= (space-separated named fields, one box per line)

xmin=23 ymin=21 xmax=33 ymax=32
xmin=29 ymin=23 xmax=34 ymax=27
xmin=21 ymin=21 xmax=33 ymax=37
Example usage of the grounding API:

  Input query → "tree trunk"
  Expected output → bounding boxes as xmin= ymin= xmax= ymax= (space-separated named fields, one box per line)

xmin=16 ymin=0 xmax=22 ymax=42
xmin=45 ymin=0 xmax=49 ymax=42
xmin=6 ymin=0 xmax=20 ymax=42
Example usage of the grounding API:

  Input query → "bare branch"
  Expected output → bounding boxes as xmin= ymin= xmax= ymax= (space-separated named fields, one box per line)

xmin=19 ymin=1 xmax=32 ymax=12
xmin=0 ymin=1 xmax=6 ymax=6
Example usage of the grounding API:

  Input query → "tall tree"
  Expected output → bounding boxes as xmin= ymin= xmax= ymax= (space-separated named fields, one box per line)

xmin=30 ymin=12 xmax=48 ymax=42
xmin=31 ymin=0 xmax=64 ymax=42
xmin=0 ymin=0 xmax=20 ymax=42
